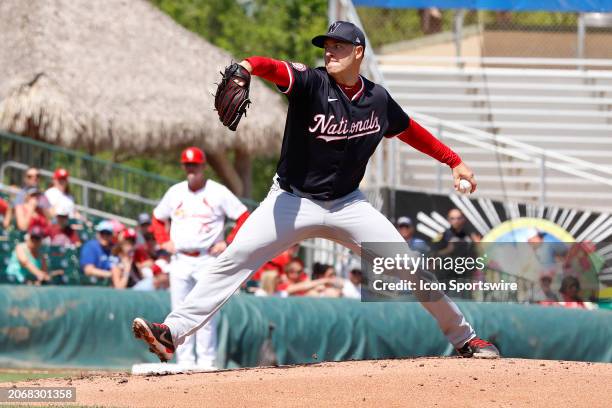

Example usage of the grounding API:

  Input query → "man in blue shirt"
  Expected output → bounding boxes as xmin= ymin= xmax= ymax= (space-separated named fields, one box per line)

xmin=80 ymin=220 xmax=114 ymax=281
xmin=397 ymin=216 xmax=430 ymax=255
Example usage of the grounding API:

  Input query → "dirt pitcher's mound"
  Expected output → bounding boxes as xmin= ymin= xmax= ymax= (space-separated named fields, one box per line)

xmin=18 ymin=358 xmax=612 ymax=407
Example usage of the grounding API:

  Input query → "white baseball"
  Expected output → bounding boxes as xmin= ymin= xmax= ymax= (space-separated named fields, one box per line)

xmin=458 ymin=179 xmax=472 ymax=194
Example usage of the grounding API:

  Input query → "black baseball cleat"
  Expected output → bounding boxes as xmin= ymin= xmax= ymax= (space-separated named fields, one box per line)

xmin=132 ymin=318 xmax=175 ymax=362
xmin=456 ymin=337 xmax=500 ymax=359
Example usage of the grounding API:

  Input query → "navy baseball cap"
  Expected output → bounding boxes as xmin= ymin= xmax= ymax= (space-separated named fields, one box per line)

xmin=312 ymin=21 xmax=366 ymax=49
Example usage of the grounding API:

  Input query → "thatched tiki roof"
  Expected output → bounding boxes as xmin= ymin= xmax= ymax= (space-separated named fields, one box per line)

xmin=0 ymin=0 xmax=287 ymax=195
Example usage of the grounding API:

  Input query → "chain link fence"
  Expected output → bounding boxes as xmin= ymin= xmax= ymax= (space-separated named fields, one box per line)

xmin=356 ymin=7 xmax=612 ymax=61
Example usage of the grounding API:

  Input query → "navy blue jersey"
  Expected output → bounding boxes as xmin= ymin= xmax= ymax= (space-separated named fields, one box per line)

xmin=275 ymin=62 xmax=409 ymax=200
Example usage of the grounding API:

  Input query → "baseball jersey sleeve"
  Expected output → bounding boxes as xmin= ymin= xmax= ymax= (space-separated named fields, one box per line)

xmin=220 ymin=186 xmax=248 ymax=220
xmin=384 ymin=91 xmax=410 ymax=137
xmin=276 ymin=61 xmax=324 ymax=100
xmin=153 ymin=189 xmax=173 ymax=221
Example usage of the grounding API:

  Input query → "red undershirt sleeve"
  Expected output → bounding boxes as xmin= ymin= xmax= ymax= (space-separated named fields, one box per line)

xmin=226 ymin=210 xmax=250 ymax=244
xmin=151 ymin=216 xmax=170 ymax=244
xmin=397 ymin=119 xmax=463 ymax=168
xmin=245 ymin=56 xmax=290 ymax=88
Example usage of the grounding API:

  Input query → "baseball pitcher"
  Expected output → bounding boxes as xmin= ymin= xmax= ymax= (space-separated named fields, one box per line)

xmin=134 ymin=21 xmax=499 ymax=362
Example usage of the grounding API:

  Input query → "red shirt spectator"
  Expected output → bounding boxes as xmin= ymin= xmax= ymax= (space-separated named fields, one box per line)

xmin=0 ymin=198 xmax=11 ymax=229
xmin=276 ymin=258 xmax=309 ymax=295
xmin=48 ymin=223 xmax=80 ymax=247
xmin=133 ymin=232 xmax=158 ymax=265
xmin=15 ymin=187 xmax=50 ymax=233
xmin=48 ymin=205 xmax=81 ymax=247
xmin=253 ymin=244 xmax=300 ymax=280
xmin=0 ymin=198 xmax=8 ymax=217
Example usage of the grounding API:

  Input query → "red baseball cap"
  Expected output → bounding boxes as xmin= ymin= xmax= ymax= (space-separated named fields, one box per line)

xmin=53 ymin=168 xmax=69 ymax=180
xmin=121 ymin=228 xmax=137 ymax=240
xmin=181 ymin=147 xmax=206 ymax=164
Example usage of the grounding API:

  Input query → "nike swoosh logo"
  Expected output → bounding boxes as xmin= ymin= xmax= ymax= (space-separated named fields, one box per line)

xmin=328 ymin=98 xmax=338 ymax=102
xmin=159 ymin=331 xmax=174 ymax=349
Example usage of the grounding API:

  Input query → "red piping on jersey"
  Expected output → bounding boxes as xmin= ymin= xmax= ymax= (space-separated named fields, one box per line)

xmin=151 ymin=216 xmax=170 ymax=244
xmin=395 ymin=119 xmax=462 ymax=168
xmin=226 ymin=210 xmax=250 ymax=244
xmin=338 ymin=76 xmax=364 ymax=101
xmin=352 ymin=77 xmax=364 ymax=100
xmin=281 ymin=61 xmax=294 ymax=94
xmin=245 ymin=56 xmax=291 ymax=89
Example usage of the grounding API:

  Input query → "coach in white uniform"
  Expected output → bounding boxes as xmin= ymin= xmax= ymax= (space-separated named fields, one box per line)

xmin=151 ymin=147 xmax=248 ymax=369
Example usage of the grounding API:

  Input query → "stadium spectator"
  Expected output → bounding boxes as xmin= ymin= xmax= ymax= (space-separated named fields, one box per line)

xmin=431 ymin=208 xmax=478 ymax=281
xmin=277 ymin=258 xmax=319 ymax=296
xmin=0 ymin=196 xmax=11 ymax=230
xmin=150 ymin=249 xmax=171 ymax=290
xmin=15 ymin=187 xmax=51 ymax=232
xmin=559 ymin=276 xmax=586 ymax=308
xmin=276 ymin=259 xmax=341 ymax=297
xmin=48 ymin=202 xmax=81 ymax=248
xmin=5 ymin=226 xmax=50 ymax=284
xmin=532 ymin=273 xmax=559 ymax=303
xmin=309 ymin=264 xmax=342 ymax=298
xmin=342 ymin=268 xmax=363 ymax=299
xmin=109 ymin=219 xmax=127 ymax=244
xmin=112 ymin=227 xmax=167 ymax=291
xmin=133 ymin=230 xmax=158 ymax=271
xmin=254 ymin=270 xmax=288 ymax=297
xmin=253 ymin=243 xmax=300 ymax=280
xmin=135 ymin=212 xmax=152 ymax=245
xmin=45 ymin=168 xmax=79 ymax=218
xmin=311 ymin=262 xmax=334 ymax=280
xmin=80 ymin=220 xmax=114 ymax=280
xmin=12 ymin=167 xmax=50 ymax=209
xmin=110 ymin=228 xmax=139 ymax=289
xmin=396 ymin=216 xmax=429 ymax=254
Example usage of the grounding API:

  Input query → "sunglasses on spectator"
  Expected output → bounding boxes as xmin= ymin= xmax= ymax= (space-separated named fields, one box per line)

xmin=26 ymin=173 xmax=39 ymax=179
xmin=448 ymin=216 xmax=464 ymax=220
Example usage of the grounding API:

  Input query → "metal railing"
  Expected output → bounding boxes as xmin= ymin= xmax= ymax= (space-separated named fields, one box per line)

xmin=0 ymin=130 xmax=260 ymax=216
xmin=0 ymin=130 xmax=177 ymax=218
xmin=300 ymin=238 xmax=357 ymax=278
xmin=0 ymin=131 xmax=177 ymax=186
xmin=0 ymin=160 xmax=158 ymax=209
xmin=406 ymin=110 xmax=612 ymax=197
xmin=377 ymin=55 xmax=612 ymax=69
xmin=0 ymin=184 xmax=137 ymax=226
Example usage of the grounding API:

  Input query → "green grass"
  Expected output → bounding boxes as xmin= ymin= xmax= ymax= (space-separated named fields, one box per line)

xmin=0 ymin=372 xmax=73 ymax=383
xmin=0 ymin=371 xmax=76 ymax=383
xmin=0 ymin=368 xmax=118 ymax=384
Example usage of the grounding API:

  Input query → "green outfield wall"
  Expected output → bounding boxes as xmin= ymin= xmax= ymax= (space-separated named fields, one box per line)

xmin=0 ymin=285 xmax=610 ymax=369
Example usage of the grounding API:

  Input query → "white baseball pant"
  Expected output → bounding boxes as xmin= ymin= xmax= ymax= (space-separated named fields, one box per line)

xmin=164 ymin=180 xmax=476 ymax=349
xmin=169 ymin=253 xmax=218 ymax=367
